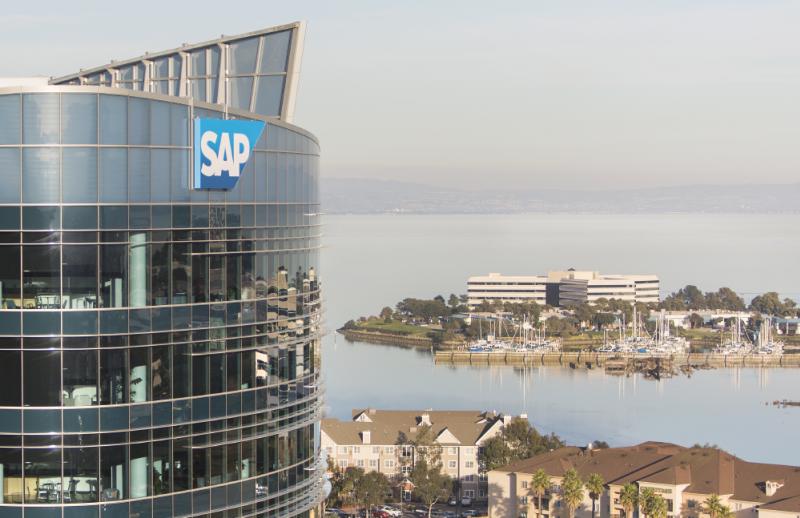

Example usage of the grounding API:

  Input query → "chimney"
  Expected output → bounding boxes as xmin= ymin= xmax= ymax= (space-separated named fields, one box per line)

xmin=502 ymin=415 xmax=512 ymax=426
xmin=419 ymin=413 xmax=432 ymax=426
xmin=361 ymin=431 xmax=371 ymax=444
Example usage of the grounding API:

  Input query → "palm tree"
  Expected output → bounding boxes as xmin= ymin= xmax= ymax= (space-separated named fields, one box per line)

xmin=704 ymin=494 xmax=724 ymax=518
xmin=585 ymin=473 xmax=605 ymax=518
xmin=639 ymin=488 xmax=656 ymax=518
xmin=718 ymin=504 xmax=734 ymax=518
xmin=531 ymin=469 xmax=551 ymax=518
xmin=647 ymin=496 xmax=667 ymax=518
xmin=561 ymin=469 xmax=584 ymax=518
xmin=619 ymin=484 xmax=639 ymax=518
xmin=640 ymin=488 xmax=667 ymax=518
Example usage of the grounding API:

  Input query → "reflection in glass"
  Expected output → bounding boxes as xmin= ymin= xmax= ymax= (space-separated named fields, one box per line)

xmin=22 ymin=147 xmax=60 ymax=203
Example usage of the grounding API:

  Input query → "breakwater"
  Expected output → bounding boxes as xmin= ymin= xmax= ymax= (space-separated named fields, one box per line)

xmin=434 ymin=350 xmax=800 ymax=368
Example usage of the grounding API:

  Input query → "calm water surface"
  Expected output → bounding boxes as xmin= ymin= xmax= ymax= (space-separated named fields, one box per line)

xmin=320 ymin=214 xmax=800 ymax=464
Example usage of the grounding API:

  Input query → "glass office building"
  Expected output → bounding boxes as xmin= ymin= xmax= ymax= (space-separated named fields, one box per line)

xmin=0 ymin=23 xmax=324 ymax=518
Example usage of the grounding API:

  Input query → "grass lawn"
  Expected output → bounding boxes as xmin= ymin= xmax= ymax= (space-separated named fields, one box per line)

xmin=354 ymin=320 xmax=433 ymax=337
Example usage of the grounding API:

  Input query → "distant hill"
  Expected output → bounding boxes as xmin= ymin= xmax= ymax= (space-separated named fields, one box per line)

xmin=321 ymin=178 xmax=800 ymax=214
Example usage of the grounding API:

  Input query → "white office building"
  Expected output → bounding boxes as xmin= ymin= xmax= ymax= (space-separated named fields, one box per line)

xmin=467 ymin=270 xmax=660 ymax=307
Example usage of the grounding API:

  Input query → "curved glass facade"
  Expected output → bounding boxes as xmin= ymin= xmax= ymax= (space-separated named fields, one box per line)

xmin=0 ymin=88 xmax=322 ymax=517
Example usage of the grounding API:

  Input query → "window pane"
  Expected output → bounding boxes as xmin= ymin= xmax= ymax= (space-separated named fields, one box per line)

xmin=129 ymin=347 xmax=149 ymax=403
xmin=100 ymin=349 xmax=126 ymax=405
xmin=129 ymin=148 xmax=150 ymax=202
xmin=63 ymin=350 xmax=98 ymax=407
xmin=23 ymin=244 xmax=61 ymax=309
xmin=170 ymin=104 xmax=188 ymax=147
xmin=255 ymin=76 xmax=284 ymax=116
xmin=24 ymin=447 xmax=62 ymax=502
xmin=24 ymin=350 xmax=61 ymax=406
xmin=150 ymin=149 xmax=169 ymax=202
xmin=100 ymin=445 xmax=127 ymax=500
xmin=0 ymin=448 xmax=22 ymax=503
xmin=229 ymin=77 xmax=253 ymax=111
xmin=0 ymin=147 xmax=20 ymax=203
xmin=62 ymin=245 xmax=98 ymax=309
xmin=0 ymin=351 xmax=21 ymax=405
xmin=191 ymin=49 xmax=206 ymax=76
xmin=128 ymin=97 xmax=149 ymax=146
xmin=0 ymin=246 xmax=20 ymax=309
xmin=99 ymin=148 xmax=127 ymax=203
xmin=150 ymin=101 xmax=170 ymax=146
xmin=62 ymin=94 xmax=97 ymax=144
xmin=0 ymin=94 xmax=20 ymax=144
xmin=63 ymin=446 xmax=99 ymax=502
xmin=229 ymin=38 xmax=259 ymax=75
xmin=23 ymin=93 xmax=59 ymax=144
xmin=260 ymin=31 xmax=292 ymax=74
xmin=99 ymin=95 xmax=127 ymax=145
xmin=99 ymin=244 xmax=127 ymax=308
xmin=22 ymin=147 xmax=60 ymax=203
xmin=63 ymin=147 xmax=98 ymax=203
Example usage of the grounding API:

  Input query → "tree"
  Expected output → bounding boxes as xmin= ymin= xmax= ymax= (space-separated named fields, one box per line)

xmin=380 ymin=306 xmax=394 ymax=322
xmin=619 ymin=484 xmax=638 ymax=518
xmin=410 ymin=458 xmax=452 ymax=518
xmin=592 ymin=312 xmax=616 ymax=330
xmin=530 ymin=469 xmax=551 ymax=518
xmin=640 ymin=488 xmax=667 ymax=518
xmin=477 ymin=435 xmax=511 ymax=471
xmin=585 ymin=473 xmax=605 ymax=518
xmin=353 ymin=471 xmax=391 ymax=516
xmin=447 ymin=294 xmax=461 ymax=311
xmin=689 ymin=313 xmax=705 ymax=329
xmin=560 ymin=469 xmax=584 ymax=518
xmin=750 ymin=292 xmax=790 ymax=316
xmin=478 ymin=418 xmax=564 ymax=472
xmin=704 ymin=494 xmax=725 ymax=518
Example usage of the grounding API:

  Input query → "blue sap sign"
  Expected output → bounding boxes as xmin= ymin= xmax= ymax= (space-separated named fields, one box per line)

xmin=193 ymin=118 xmax=266 ymax=190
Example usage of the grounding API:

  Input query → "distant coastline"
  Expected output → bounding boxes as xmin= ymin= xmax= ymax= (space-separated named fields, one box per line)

xmin=322 ymin=178 xmax=800 ymax=215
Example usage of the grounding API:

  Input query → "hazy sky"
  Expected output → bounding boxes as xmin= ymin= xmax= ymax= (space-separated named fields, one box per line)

xmin=3 ymin=0 xmax=799 ymax=189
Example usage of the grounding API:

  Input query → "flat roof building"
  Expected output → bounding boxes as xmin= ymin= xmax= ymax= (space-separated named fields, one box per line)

xmin=0 ymin=23 xmax=323 ymax=518
xmin=489 ymin=442 xmax=800 ymax=518
xmin=467 ymin=270 xmax=659 ymax=308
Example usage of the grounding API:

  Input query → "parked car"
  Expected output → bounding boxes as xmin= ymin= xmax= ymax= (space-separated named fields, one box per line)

xmin=461 ymin=511 xmax=477 ymax=518
xmin=447 ymin=497 xmax=458 ymax=506
xmin=414 ymin=508 xmax=428 ymax=515
xmin=378 ymin=506 xmax=402 ymax=518
xmin=460 ymin=497 xmax=472 ymax=507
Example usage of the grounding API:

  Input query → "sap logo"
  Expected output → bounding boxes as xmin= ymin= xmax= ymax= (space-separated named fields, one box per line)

xmin=193 ymin=118 xmax=266 ymax=190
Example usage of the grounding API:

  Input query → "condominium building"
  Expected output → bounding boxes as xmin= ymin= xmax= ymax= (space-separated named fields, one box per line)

xmin=467 ymin=271 xmax=659 ymax=308
xmin=0 ymin=23 xmax=324 ymax=518
xmin=489 ymin=442 xmax=800 ymax=518
xmin=322 ymin=409 xmax=515 ymax=501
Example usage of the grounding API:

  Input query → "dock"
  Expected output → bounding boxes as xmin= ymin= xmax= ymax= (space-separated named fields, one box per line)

xmin=433 ymin=351 xmax=800 ymax=369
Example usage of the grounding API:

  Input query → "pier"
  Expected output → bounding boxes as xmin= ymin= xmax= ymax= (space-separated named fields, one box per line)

xmin=433 ymin=350 xmax=800 ymax=369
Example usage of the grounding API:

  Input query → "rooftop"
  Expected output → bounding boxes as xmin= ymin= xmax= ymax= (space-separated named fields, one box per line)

xmin=495 ymin=441 xmax=800 ymax=512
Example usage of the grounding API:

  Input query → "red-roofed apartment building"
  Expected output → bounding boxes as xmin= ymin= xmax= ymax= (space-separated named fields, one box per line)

xmin=489 ymin=442 xmax=800 ymax=518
